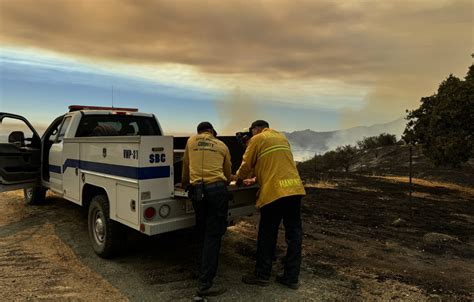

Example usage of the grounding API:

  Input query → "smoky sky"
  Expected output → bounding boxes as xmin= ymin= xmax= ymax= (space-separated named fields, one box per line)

xmin=1 ymin=0 xmax=471 ymax=78
xmin=1 ymin=0 xmax=473 ymax=126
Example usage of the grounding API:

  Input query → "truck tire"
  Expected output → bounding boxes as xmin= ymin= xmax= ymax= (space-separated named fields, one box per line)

xmin=88 ymin=194 xmax=125 ymax=258
xmin=24 ymin=187 xmax=46 ymax=205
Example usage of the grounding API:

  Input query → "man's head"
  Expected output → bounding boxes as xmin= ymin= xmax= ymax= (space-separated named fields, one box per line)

xmin=249 ymin=120 xmax=269 ymax=136
xmin=236 ymin=127 xmax=252 ymax=147
xmin=197 ymin=121 xmax=217 ymax=136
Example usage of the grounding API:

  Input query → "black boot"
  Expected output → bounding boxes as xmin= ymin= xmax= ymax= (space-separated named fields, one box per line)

xmin=276 ymin=274 xmax=299 ymax=290
xmin=196 ymin=285 xmax=227 ymax=297
xmin=241 ymin=273 xmax=270 ymax=287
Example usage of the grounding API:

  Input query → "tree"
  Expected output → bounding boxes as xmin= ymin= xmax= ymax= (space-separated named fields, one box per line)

xmin=335 ymin=145 xmax=357 ymax=172
xmin=357 ymin=133 xmax=397 ymax=150
xmin=297 ymin=144 xmax=357 ymax=174
xmin=376 ymin=133 xmax=397 ymax=146
xmin=403 ymin=64 xmax=474 ymax=167
xmin=357 ymin=136 xmax=378 ymax=150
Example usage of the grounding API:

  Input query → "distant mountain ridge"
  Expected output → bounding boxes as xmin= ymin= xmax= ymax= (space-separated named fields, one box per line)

xmin=284 ymin=118 xmax=406 ymax=161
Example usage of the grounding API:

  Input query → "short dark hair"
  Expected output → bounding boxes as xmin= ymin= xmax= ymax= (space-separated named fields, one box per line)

xmin=197 ymin=121 xmax=217 ymax=136
xmin=250 ymin=120 xmax=269 ymax=130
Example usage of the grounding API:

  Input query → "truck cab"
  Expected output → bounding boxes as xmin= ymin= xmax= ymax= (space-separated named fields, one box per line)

xmin=0 ymin=106 xmax=256 ymax=258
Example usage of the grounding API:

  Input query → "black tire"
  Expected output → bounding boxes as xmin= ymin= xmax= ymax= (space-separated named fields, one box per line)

xmin=23 ymin=187 xmax=46 ymax=205
xmin=88 ymin=194 xmax=125 ymax=258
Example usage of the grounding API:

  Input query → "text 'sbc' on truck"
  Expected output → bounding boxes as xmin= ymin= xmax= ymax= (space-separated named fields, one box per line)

xmin=0 ymin=105 xmax=257 ymax=258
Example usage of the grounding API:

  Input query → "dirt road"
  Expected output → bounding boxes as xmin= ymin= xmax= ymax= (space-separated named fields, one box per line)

xmin=1 ymin=174 xmax=473 ymax=301
xmin=0 ymin=191 xmax=328 ymax=301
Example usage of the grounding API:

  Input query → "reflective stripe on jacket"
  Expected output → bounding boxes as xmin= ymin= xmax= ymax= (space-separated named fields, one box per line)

xmin=236 ymin=128 xmax=305 ymax=208
xmin=182 ymin=132 xmax=232 ymax=186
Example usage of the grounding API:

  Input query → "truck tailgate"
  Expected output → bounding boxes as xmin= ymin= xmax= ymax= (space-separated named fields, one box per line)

xmin=174 ymin=184 xmax=258 ymax=213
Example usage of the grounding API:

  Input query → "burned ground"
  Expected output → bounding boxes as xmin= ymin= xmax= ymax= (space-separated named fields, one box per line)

xmin=298 ymin=173 xmax=473 ymax=300
xmin=0 ymin=171 xmax=473 ymax=301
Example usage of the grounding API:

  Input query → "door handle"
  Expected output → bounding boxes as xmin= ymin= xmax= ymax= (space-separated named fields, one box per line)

xmin=75 ymin=167 xmax=78 ymax=176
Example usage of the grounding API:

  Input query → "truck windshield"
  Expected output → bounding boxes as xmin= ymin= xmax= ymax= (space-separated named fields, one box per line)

xmin=75 ymin=115 xmax=161 ymax=137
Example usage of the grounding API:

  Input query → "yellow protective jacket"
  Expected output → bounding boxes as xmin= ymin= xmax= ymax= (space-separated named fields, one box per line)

xmin=182 ymin=132 xmax=232 ymax=186
xmin=236 ymin=128 xmax=305 ymax=209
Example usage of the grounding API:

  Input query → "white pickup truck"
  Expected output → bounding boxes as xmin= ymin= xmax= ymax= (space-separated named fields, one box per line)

xmin=0 ymin=105 xmax=256 ymax=257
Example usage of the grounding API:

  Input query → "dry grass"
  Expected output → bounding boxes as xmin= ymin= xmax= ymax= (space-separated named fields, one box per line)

xmin=305 ymin=181 xmax=339 ymax=189
xmin=372 ymin=176 xmax=474 ymax=199
xmin=351 ymin=186 xmax=381 ymax=193
xmin=411 ymin=192 xmax=433 ymax=199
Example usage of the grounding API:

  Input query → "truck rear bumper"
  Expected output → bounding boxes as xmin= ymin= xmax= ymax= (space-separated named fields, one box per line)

xmin=142 ymin=204 xmax=255 ymax=236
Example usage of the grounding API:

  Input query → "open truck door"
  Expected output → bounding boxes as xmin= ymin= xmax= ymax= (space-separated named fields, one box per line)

xmin=0 ymin=113 xmax=41 ymax=193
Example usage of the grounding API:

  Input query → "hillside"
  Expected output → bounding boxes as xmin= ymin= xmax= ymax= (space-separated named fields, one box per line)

xmin=351 ymin=145 xmax=473 ymax=186
xmin=285 ymin=118 xmax=406 ymax=161
xmin=299 ymin=144 xmax=474 ymax=187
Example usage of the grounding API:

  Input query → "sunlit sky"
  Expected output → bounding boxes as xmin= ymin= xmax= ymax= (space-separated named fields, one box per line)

xmin=1 ymin=0 xmax=472 ymax=134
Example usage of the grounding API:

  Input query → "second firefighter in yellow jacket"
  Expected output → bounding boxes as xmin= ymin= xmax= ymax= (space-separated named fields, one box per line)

xmin=235 ymin=120 xmax=305 ymax=289
xmin=235 ymin=127 xmax=305 ymax=209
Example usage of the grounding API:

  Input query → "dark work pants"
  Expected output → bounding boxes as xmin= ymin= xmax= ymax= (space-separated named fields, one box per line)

xmin=192 ymin=184 xmax=229 ymax=290
xmin=255 ymin=195 xmax=303 ymax=283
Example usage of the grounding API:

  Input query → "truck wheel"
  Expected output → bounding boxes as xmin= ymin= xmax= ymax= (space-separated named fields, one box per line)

xmin=88 ymin=194 xmax=125 ymax=258
xmin=24 ymin=187 xmax=46 ymax=205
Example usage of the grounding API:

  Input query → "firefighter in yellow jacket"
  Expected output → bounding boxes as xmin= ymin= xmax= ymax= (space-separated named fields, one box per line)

xmin=235 ymin=120 xmax=305 ymax=289
xmin=182 ymin=121 xmax=231 ymax=297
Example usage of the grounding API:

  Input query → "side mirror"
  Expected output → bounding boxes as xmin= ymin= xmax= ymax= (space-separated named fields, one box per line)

xmin=8 ymin=131 xmax=25 ymax=147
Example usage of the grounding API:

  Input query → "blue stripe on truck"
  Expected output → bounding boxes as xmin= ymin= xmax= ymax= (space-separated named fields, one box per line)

xmin=49 ymin=165 xmax=62 ymax=174
xmin=49 ymin=160 xmax=170 ymax=180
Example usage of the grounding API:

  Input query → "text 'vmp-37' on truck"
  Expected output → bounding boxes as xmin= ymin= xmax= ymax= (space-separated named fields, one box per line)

xmin=0 ymin=105 xmax=257 ymax=258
